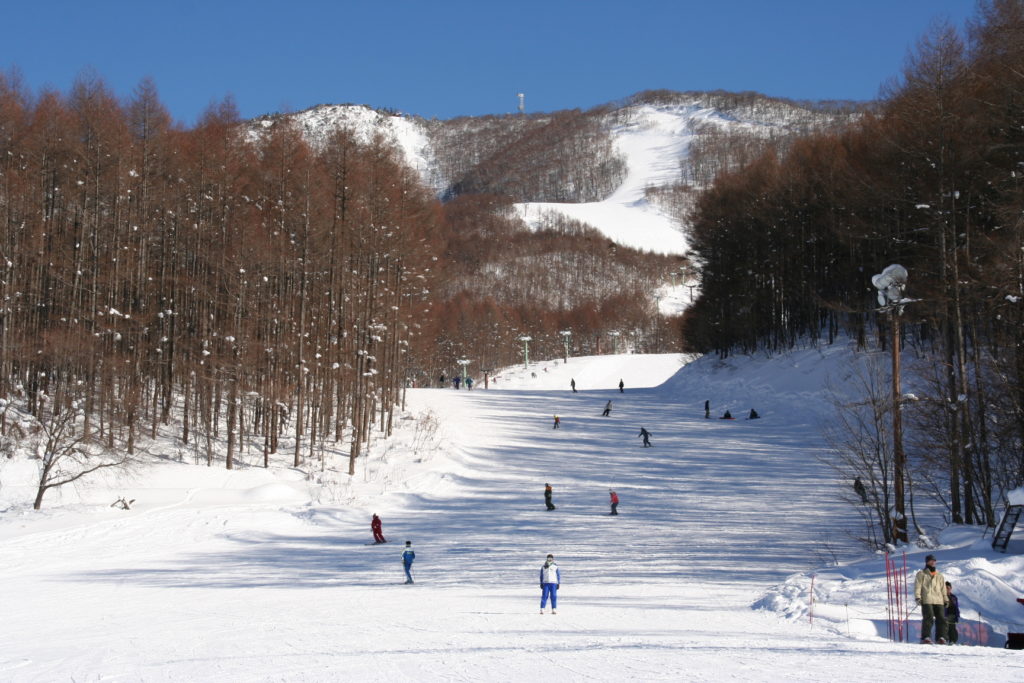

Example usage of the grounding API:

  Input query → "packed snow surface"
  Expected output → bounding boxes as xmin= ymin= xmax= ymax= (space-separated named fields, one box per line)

xmin=2 ymin=348 xmax=1024 ymax=681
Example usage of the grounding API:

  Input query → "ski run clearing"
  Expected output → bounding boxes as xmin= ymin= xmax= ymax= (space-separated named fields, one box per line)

xmin=2 ymin=347 xmax=1024 ymax=682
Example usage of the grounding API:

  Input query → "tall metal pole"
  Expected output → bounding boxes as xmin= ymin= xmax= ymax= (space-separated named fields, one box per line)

xmin=873 ymin=264 xmax=910 ymax=545
xmin=519 ymin=336 xmax=531 ymax=368
xmin=892 ymin=310 xmax=908 ymax=544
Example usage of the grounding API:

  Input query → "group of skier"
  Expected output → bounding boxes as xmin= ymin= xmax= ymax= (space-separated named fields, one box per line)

xmin=439 ymin=375 xmax=474 ymax=390
xmin=706 ymin=400 xmax=759 ymax=420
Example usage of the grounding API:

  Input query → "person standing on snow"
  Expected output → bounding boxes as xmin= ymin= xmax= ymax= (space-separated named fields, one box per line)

xmin=466 ymin=377 xmax=474 ymax=390
xmin=553 ymin=415 xmax=560 ymax=429
xmin=544 ymin=483 xmax=556 ymax=510
xmin=609 ymin=489 xmax=619 ymax=515
xmin=945 ymin=581 xmax=960 ymax=644
xmin=618 ymin=379 xmax=624 ymax=393
xmin=704 ymin=399 xmax=710 ymax=419
xmin=853 ymin=477 xmax=869 ymax=504
xmin=914 ymin=554 xmax=948 ymax=643
xmin=539 ymin=554 xmax=560 ymax=614
xmin=371 ymin=513 xmax=387 ymax=544
xmin=638 ymin=427 xmax=651 ymax=447
xmin=570 ymin=378 xmax=576 ymax=393
xmin=602 ymin=400 xmax=612 ymax=417
xmin=402 ymin=541 xmax=416 ymax=584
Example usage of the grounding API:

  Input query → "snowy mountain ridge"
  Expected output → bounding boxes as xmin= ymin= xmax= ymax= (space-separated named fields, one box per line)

xmin=255 ymin=92 xmax=857 ymax=256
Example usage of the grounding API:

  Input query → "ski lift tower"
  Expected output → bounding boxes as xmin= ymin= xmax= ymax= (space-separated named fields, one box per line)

xmin=517 ymin=93 xmax=525 ymax=114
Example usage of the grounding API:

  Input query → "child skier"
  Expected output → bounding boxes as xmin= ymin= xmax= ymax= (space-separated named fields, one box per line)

xmin=402 ymin=541 xmax=416 ymax=584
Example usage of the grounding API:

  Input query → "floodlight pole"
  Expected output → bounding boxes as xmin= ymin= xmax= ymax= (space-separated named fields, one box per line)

xmin=891 ymin=308 xmax=908 ymax=544
xmin=519 ymin=336 xmax=532 ymax=368
xmin=873 ymin=263 xmax=909 ymax=545
xmin=560 ymin=330 xmax=571 ymax=364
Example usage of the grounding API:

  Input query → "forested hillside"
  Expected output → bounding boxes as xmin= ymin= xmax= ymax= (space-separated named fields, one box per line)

xmin=685 ymin=0 xmax=1024 ymax=533
xmin=0 ymin=77 xmax=443 ymax=485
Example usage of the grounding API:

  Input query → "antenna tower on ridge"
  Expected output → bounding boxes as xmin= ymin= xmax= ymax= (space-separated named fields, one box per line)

xmin=517 ymin=93 xmax=525 ymax=114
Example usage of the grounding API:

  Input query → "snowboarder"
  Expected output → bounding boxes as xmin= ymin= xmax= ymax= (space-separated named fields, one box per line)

xmin=945 ymin=581 xmax=960 ymax=644
xmin=609 ymin=489 xmax=619 ymax=515
xmin=914 ymin=554 xmax=948 ymax=643
xmin=571 ymin=378 xmax=576 ymax=393
xmin=371 ymin=513 xmax=387 ymax=544
xmin=402 ymin=541 xmax=416 ymax=584
xmin=720 ymin=410 xmax=733 ymax=419
xmin=638 ymin=427 xmax=651 ymax=447
xmin=853 ymin=477 xmax=869 ymax=504
xmin=747 ymin=408 xmax=760 ymax=419
xmin=618 ymin=379 xmax=624 ymax=393
xmin=553 ymin=415 xmax=560 ymax=429
xmin=602 ymin=400 xmax=612 ymax=417
xmin=539 ymin=554 xmax=560 ymax=614
xmin=545 ymin=483 xmax=556 ymax=510
xmin=704 ymin=399 xmax=710 ymax=419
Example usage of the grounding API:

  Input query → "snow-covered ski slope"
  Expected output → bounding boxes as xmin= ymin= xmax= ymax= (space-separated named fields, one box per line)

xmin=2 ymin=348 xmax=1023 ymax=681
xmin=515 ymin=104 xmax=716 ymax=256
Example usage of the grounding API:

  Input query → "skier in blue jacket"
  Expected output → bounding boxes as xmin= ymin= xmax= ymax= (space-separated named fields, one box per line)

xmin=539 ymin=554 xmax=560 ymax=614
xmin=402 ymin=541 xmax=415 ymax=584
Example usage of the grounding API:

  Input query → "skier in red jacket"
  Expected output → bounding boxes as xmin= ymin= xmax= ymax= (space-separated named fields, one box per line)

xmin=371 ymin=514 xmax=387 ymax=544
xmin=609 ymin=490 xmax=619 ymax=515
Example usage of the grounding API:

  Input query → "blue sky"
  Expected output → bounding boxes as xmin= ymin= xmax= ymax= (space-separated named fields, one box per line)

xmin=1 ymin=0 xmax=977 ymax=125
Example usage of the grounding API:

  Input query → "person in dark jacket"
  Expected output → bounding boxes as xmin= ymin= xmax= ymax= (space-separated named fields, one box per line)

xmin=571 ymin=378 xmax=576 ymax=393
xmin=748 ymin=408 xmax=760 ymax=419
xmin=544 ymin=483 xmax=556 ymax=510
xmin=539 ymin=554 xmax=560 ymax=614
xmin=618 ymin=379 xmax=624 ymax=393
xmin=945 ymin=581 xmax=960 ymax=644
xmin=638 ymin=427 xmax=651 ymax=447
xmin=402 ymin=541 xmax=416 ymax=584
xmin=371 ymin=513 xmax=387 ymax=544
xmin=853 ymin=477 xmax=869 ymax=504
xmin=704 ymin=399 xmax=710 ymax=419
xmin=602 ymin=400 xmax=612 ymax=417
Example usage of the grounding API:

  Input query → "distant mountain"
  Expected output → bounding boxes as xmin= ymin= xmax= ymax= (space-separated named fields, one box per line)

xmin=252 ymin=91 xmax=861 ymax=256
